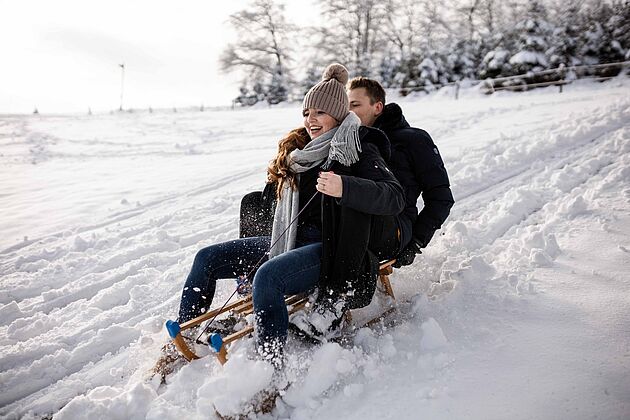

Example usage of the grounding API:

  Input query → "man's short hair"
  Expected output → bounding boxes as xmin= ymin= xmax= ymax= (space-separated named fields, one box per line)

xmin=348 ymin=77 xmax=386 ymax=105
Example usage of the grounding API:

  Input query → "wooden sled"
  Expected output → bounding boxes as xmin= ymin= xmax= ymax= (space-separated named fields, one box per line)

xmin=165 ymin=260 xmax=397 ymax=364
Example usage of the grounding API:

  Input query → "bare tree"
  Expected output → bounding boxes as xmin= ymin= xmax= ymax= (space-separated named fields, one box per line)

xmin=480 ymin=0 xmax=498 ymax=34
xmin=314 ymin=0 xmax=388 ymax=76
xmin=442 ymin=0 xmax=484 ymax=41
xmin=382 ymin=0 xmax=424 ymax=59
xmin=464 ymin=0 xmax=482 ymax=40
xmin=220 ymin=0 xmax=295 ymax=104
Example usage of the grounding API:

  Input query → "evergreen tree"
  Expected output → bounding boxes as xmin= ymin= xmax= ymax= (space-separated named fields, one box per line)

xmin=599 ymin=0 xmax=628 ymax=74
xmin=475 ymin=0 xmax=519 ymax=80
xmin=446 ymin=39 xmax=480 ymax=81
xmin=234 ymin=86 xmax=256 ymax=107
xmin=609 ymin=0 xmax=630 ymax=60
xmin=420 ymin=54 xmax=451 ymax=88
xmin=252 ymin=81 xmax=267 ymax=103
xmin=608 ymin=0 xmax=630 ymax=61
xmin=547 ymin=2 xmax=583 ymax=68
xmin=576 ymin=0 xmax=627 ymax=76
xmin=266 ymin=65 xmax=289 ymax=105
xmin=580 ymin=2 xmax=616 ymax=67
xmin=478 ymin=32 xmax=515 ymax=79
xmin=508 ymin=0 xmax=552 ymax=75
xmin=299 ymin=65 xmax=324 ymax=96
xmin=396 ymin=53 xmax=423 ymax=93
xmin=378 ymin=54 xmax=401 ymax=88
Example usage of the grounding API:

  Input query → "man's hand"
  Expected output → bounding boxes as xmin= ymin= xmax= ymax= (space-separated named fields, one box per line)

xmin=317 ymin=171 xmax=343 ymax=198
xmin=393 ymin=239 xmax=422 ymax=268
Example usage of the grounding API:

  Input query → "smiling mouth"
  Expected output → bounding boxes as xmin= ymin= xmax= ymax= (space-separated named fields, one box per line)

xmin=310 ymin=125 xmax=322 ymax=134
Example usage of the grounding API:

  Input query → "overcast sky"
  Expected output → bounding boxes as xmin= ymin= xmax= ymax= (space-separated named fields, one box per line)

xmin=0 ymin=0 xmax=315 ymax=114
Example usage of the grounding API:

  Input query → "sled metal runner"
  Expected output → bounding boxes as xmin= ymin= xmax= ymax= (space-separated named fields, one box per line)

xmin=165 ymin=260 xmax=397 ymax=364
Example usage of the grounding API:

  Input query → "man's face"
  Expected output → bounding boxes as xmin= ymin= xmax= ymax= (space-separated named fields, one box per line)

xmin=348 ymin=87 xmax=383 ymax=126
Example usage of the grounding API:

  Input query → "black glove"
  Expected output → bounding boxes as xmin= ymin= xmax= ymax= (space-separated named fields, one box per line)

xmin=393 ymin=239 xmax=422 ymax=268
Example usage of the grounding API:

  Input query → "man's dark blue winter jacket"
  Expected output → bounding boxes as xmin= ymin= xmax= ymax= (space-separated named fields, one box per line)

xmin=373 ymin=103 xmax=454 ymax=249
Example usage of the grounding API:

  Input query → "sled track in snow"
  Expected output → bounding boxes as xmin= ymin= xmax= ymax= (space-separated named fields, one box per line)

xmin=459 ymin=128 xmax=621 ymax=241
xmin=451 ymin=102 xmax=628 ymax=211
xmin=0 ymin=168 xmax=270 ymax=411
xmin=381 ymin=97 xmax=630 ymax=301
xmin=0 ymin=170 xmax=262 ymax=314
xmin=0 ymin=166 xmax=262 ymax=258
xmin=387 ymin=122 xmax=629 ymax=351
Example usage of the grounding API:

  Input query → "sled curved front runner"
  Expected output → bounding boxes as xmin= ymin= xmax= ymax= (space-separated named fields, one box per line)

xmin=166 ymin=294 xmax=310 ymax=363
xmin=165 ymin=260 xmax=397 ymax=364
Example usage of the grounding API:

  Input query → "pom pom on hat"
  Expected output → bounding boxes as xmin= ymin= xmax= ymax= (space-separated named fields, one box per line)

xmin=322 ymin=63 xmax=349 ymax=85
xmin=303 ymin=63 xmax=350 ymax=122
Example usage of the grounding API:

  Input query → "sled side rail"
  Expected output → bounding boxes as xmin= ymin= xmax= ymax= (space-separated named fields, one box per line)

xmin=179 ymin=295 xmax=253 ymax=332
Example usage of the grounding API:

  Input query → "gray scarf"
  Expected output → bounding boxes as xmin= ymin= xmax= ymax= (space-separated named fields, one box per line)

xmin=269 ymin=112 xmax=362 ymax=258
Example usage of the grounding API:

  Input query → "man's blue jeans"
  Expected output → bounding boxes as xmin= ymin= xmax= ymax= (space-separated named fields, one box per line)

xmin=253 ymin=242 xmax=322 ymax=345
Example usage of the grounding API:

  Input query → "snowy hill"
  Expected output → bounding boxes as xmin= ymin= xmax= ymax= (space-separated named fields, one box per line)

xmin=1 ymin=79 xmax=629 ymax=419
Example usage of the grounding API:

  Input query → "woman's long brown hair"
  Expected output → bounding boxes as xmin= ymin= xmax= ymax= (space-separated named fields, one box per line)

xmin=267 ymin=127 xmax=311 ymax=199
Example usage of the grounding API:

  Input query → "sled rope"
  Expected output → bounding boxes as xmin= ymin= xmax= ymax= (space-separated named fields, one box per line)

xmin=194 ymin=190 xmax=320 ymax=344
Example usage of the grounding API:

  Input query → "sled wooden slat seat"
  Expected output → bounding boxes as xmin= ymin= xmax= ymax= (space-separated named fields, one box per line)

xmin=230 ymin=297 xmax=255 ymax=316
xmin=166 ymin=260 xmax=397 ymax=364
xmin=240 ymin=293 xmax=307 ymax=317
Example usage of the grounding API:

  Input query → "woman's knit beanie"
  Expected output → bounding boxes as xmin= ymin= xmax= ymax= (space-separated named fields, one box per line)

xmin=302 ymin=63 xmax=349 ymax=122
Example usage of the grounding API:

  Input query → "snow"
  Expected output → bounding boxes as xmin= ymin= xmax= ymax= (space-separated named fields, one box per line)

xmin=509 ymin=50 xmax=549 ymax=67
xmin=482 ymin=49 xmax=510 ymax=71
xmin=1 ymin=78 xmax=630 ymax=419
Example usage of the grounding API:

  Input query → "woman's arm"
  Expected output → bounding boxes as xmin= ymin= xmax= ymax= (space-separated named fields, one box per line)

xmin=337 ymin=142 xmax=405 ymax=216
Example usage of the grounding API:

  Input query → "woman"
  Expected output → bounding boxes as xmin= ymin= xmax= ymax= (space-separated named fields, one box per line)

xmin=251 ymin=64 xmax=404 ymax=362
xmin=176 ymin=127 xmax=313 ymax=324
xmin=177 ymin=63 xmax=404 ymax=365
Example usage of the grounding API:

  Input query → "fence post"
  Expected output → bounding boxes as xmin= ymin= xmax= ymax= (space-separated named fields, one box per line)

xmin=558 ymin=63 xmax=566 ymax=93
xmin=485 ymin=78 xmax=495 ymax=94
xmin=455 ymin=82 xmax=460 ymax=100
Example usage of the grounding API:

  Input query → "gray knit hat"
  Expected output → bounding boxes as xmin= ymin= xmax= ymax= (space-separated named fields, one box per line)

xmin=303 ymin=63 xmax=349 ymax=122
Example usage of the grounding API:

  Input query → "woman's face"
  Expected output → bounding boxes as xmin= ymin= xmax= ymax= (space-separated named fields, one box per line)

xmin=303 ymin=108 xmax=337 ymax=139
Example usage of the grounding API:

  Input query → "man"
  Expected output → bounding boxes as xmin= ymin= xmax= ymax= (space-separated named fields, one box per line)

xmin=348 ymin=78 xmax=454 ymax=267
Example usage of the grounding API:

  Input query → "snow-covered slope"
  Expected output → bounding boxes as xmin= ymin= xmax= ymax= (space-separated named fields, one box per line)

xmin=1 ymin=79 xmax=629 ymax=419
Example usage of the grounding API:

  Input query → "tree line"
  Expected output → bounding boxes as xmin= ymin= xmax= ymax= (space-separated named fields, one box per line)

xmin=220 ymin=0 xmax=630 ymax=106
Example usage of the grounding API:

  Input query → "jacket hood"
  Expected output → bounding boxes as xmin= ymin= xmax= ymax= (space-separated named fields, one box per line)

xmin=359 ymin=126 xmax=391 ymax=162
xmin=373 ymin=103 xmax=410 ymax=133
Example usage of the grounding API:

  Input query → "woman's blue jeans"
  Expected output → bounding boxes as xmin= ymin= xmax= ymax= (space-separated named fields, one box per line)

xmin=253 ymin=242 xmax=322 ymax=345
xmin=178 ymin=236 xmax=271 ymax=322
xmin=178 ymin=237 xmax=322 ymax=349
